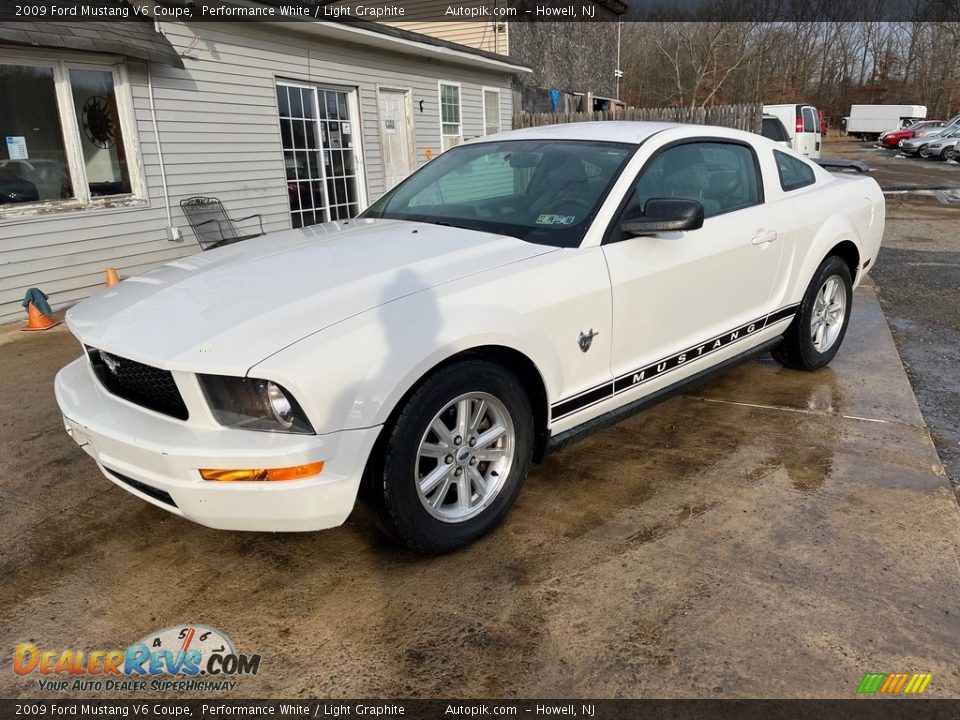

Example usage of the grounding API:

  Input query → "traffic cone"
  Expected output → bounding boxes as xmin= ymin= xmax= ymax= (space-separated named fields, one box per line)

xmin=22 ymin=302 xmax=60 ymax=332
xmin=105 ymin=267 xmax=120 ymax=287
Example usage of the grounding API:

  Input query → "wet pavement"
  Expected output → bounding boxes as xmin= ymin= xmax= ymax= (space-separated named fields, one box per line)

xmin=824 ymin=136 xmax=960 ymax=193
xmin=2 ymin=285 xmax=958 ymax=699
xmin=823 ymin=137 xmax=960 ymax=491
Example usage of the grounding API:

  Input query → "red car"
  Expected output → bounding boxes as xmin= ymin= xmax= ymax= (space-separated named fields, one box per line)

xmin=879 ymin=121 xmax=945 ymax=148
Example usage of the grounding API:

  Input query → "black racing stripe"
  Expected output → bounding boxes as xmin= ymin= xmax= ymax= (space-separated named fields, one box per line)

xmin=550 ymin=301 xmax=801 ymax=419
xmin=767 ymin=303 xmax=801 ymax=325
xmin=612 ymin=315 xmax=769 ymax=394
xmin=551 ymin=382 xmax=614 ymax=421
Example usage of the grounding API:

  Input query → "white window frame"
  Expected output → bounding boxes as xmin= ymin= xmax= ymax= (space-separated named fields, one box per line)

xmin=0 ymin=48 xmax=145 ymax=221
xmin=482 ymin=86 xmax=502 ymax=136
xmin=438 ymin=80 xmax=463 ymax=152
xmin=275 ymin=78 xmax=367 ymax=224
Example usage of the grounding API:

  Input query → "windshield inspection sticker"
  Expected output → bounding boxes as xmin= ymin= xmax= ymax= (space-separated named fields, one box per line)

xmin=535 ymin=214 xmax=576 ymax=225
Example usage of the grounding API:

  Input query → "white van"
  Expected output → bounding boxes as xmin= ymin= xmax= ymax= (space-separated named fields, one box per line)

xmin=763 ymin=103 xmax=822 ymax=158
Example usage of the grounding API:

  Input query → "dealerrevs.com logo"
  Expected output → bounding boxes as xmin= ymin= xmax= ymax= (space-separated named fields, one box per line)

xmin=14 ymin=625 xmax=262 ymax=693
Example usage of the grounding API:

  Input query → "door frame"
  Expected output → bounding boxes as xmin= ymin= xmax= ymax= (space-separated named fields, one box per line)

xmin=274 ymin=77 xmax=368 ymax=223
xmin=376 ymin=84 xmax=417 ymax=186
xmin=481 ymin=86 xmax=503 ymax=136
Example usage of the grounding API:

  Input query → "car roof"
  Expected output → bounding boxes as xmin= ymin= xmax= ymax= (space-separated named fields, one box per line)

xmin=469 ymin=121 xmax=753 ymax=146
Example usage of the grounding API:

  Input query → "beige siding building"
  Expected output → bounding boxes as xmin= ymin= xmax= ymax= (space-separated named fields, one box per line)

xmin=388 ymin=22 xmax=508 ymax=55
xmin=0 ymin=20 xmax=527 ymax=324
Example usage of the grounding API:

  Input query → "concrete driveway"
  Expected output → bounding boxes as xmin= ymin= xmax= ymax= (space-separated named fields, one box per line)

xmin=1 ymin=284 xmax=958 ymax=699
xmin=821 ymin=136 xmax=960 ymax=491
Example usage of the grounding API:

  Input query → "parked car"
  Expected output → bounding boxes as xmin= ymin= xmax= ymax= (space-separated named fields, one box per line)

xmin=878 ymin=120 xmax=946 ymax=148
xmin=55 ymin=122 xmax=884 ymax=553
xmin=763 ymin=103 xmax=822 ymax=157
xmin=919 ymin=131 xmax=960 ymax=160
xmin=901 ymin=126 xmax=960 ymax=156
xmin=760 ymin=114 xmax=791 ymax=147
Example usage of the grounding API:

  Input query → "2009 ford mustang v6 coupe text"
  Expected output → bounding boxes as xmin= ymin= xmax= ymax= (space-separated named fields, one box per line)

xmin=55 ymin=122 xmax=884 ymax=553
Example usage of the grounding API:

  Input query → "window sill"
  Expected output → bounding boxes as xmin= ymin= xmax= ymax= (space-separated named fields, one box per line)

xmin=0 ymin=195 xmax=149 ymax=225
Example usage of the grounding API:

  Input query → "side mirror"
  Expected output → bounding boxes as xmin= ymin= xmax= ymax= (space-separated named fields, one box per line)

xmin=621 ymin=198 xmax=705 ymax=237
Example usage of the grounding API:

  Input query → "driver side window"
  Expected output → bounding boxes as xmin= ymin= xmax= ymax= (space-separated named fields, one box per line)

xmin=608 ymin=141 xmax=762 ymax=243
xmin=615 ymin=141 xmax=761 ymax=236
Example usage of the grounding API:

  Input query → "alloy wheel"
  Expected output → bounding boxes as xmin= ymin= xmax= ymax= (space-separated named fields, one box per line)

xmin=415 ymin=392 xmax=516 ymax=523
xmin=810 ymin=275 xmax=848 ymax=353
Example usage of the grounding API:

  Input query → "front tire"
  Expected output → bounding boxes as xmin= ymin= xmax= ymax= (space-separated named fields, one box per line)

xmin=366 ymin=359 xmax=534 ymax=554
xmin=772 ymin=256 xmax=853 ymax=371
xmin=943 ymin=146 xmax=957 ymax=162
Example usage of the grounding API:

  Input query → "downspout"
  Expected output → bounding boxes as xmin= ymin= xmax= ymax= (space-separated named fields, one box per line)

xmin=149 ymin=20 xmax=174 ymax=238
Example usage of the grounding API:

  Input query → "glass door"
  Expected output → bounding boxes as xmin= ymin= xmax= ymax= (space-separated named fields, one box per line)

xmin=276 ymin=81 xmax=363 ymax=228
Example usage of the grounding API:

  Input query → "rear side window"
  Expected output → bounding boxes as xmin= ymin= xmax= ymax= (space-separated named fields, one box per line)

xmin=775 ymin=150 xmax=816 ymax=191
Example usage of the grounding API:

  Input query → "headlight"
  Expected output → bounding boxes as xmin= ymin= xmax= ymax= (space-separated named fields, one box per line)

xmin=265 ymin=382 xmax=295 ymax=427
xmin=198 ymin=375 xmax=314 ymax=434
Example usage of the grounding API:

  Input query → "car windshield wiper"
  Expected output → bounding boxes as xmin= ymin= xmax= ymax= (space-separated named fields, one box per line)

xmin=431 ymin=220 xmax=475 ymax=230
xmin=394 ymin=214 xmax=479 ymax=232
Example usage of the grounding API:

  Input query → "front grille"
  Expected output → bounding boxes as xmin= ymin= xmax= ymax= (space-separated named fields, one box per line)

xmin=86 ymin=346 xmax=189 ymax=420
xmin=103 ymin=467 xmax=178 ymax=509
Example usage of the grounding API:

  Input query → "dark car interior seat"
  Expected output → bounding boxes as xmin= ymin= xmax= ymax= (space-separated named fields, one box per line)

xmin=527 ymin=153 xmax=590 ymax=216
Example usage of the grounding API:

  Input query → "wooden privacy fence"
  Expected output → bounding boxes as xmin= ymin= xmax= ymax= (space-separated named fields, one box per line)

xmin=513 ymin=104 xmax=763 ymax=133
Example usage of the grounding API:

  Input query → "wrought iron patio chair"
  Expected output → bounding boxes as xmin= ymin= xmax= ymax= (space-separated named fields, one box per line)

xmin=180 ymin=196 xmax=265 ymax=251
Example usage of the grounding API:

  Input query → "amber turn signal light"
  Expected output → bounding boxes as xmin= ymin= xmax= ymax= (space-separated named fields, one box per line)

xmin=200 ymin=461 xmax=324 ymax=482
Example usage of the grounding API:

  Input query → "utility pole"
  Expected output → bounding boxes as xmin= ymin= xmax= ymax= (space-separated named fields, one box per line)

xmin=615 ymin=21 xmax=623 ymax=100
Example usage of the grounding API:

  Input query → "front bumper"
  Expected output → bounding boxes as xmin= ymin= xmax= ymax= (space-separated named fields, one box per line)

xmin=55 ymin=357 xmax=381 ymax=532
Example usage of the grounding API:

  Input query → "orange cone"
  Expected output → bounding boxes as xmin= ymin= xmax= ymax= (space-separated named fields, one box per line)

xmin=105 ymin=267 xmax=120 ymax=287
xmin=22 ymin=302 xmax=60 ymax=332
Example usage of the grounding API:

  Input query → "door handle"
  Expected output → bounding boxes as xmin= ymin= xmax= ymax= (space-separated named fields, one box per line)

xmin=751 ymin=230 xmax=778 ymax=245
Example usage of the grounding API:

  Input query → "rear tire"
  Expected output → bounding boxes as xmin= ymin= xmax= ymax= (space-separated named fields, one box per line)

xmin=772 ymin=256 xmax=853 ymax=371
xmin=918 ymin=145 xmax=931 ymax=158
xmin=365 ymin=359 xmax=534 ymax=554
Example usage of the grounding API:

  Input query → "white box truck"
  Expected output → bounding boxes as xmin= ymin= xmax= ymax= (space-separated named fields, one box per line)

xmin=763 ymin=103 xmax=822 ymax=158
xmin=844 ymin=105 xmax=927 ymax=140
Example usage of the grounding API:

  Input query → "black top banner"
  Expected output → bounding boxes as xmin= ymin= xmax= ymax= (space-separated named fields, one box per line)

xmin=0 ymin=0 xmax=958 ymax=23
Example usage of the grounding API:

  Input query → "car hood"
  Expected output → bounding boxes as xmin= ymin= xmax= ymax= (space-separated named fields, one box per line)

xmin=67 ymin=219 xmax=555 ymax=373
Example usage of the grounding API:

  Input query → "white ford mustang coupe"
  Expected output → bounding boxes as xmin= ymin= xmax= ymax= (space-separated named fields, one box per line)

xmin=56 ymin=122 xmax=884 ymax=553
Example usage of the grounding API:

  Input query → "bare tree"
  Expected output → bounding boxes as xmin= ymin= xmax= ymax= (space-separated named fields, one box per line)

xmin=619 ymin=21 xmax=960 ymax=121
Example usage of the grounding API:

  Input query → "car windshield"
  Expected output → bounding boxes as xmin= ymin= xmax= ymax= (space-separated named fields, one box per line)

xmin=361 ymin=140 xmax=636 ymax=248
xmin=930 ymin=127 xmax=960 ymax=139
